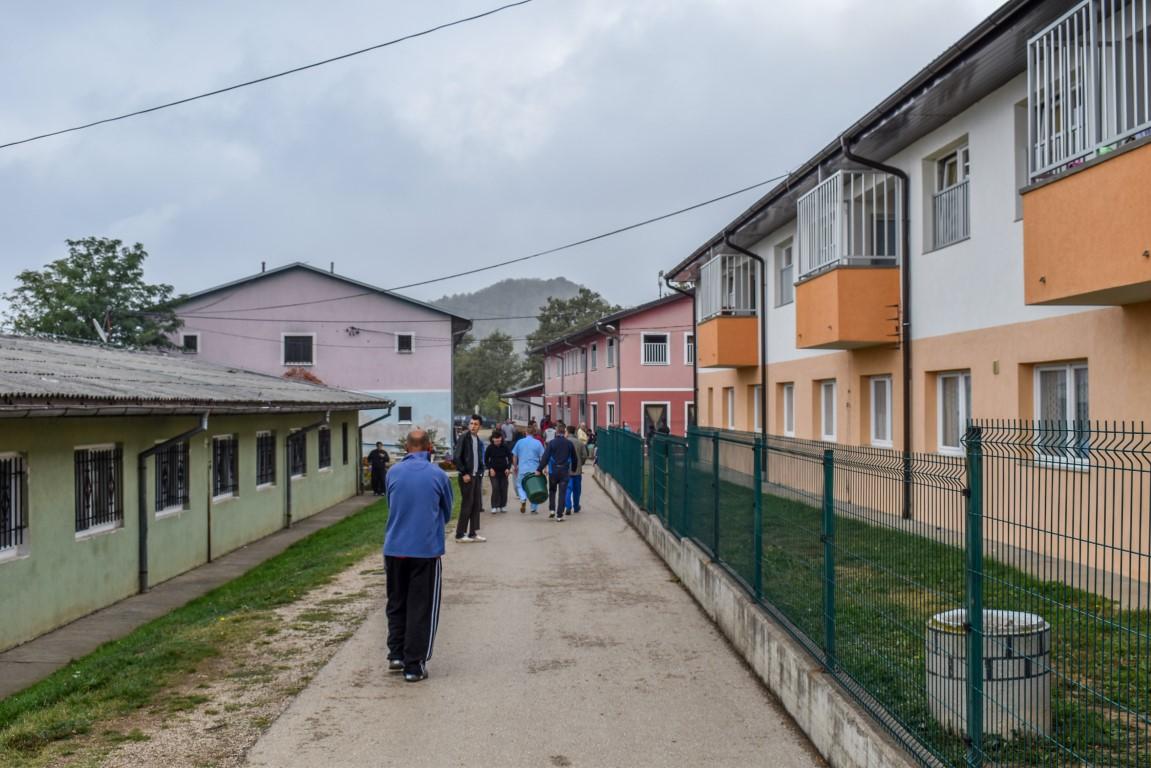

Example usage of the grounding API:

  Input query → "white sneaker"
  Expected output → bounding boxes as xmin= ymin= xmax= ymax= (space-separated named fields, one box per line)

xmin=455 ymin=536 xmax=472 ymax=543
xmin=469 ymin=534 xmax=487 ymax=542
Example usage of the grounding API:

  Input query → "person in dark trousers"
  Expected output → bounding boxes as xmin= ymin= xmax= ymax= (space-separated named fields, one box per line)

xmin=384 ymin=429 xmax=453 ymax=683
xmin=539 ymin=421 xmax=578 ymax=522
xmin=564 ymin=424 xmax=588 ymax=515
xmin=368 ymin=441 xmax=391 ymax=495
xmin=452 ymin=415 xmax=486 ymax=542
xmin=484 ymin=429 xmax=513 ymax=513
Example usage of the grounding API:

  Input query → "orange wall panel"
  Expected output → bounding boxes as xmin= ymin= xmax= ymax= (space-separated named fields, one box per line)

xmin=795 ymin=267 xmax=900 ymax=349
xmin=696 ymin=315 xmax=759 ymax=368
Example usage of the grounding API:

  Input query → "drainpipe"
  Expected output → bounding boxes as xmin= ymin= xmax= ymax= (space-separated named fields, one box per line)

xmin=137 ymin=412 xmax=209 ymax=593
xmin=841 ymin=134 xmax=912 ymax=519
xmin=722 ymin=233 xmax=769 ymax=457
xmin=285 ymin=411 xmax=330 ymax=529
xmin=664 ymin=275 xmax=698 ymax=431
xmin=595 ymin=321 xmax=622 ymax=427
xmin=356 ymin=405 xmax=393 ymax=495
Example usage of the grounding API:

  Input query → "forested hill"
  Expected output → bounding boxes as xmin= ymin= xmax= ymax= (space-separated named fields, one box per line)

xmin=432 ymin=277 xmax=583 ymax=350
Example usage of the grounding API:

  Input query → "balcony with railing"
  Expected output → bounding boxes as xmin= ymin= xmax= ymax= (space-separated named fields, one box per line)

xmin=932 ymin=179 xmax=970 ymax=250
xmin=1023 ymin=0 xmax=1151 ymax=305
xmin=793 ymin=170 xmax=902 ymax=349
xmin=695 ymin=253 xmax=759 ymax=368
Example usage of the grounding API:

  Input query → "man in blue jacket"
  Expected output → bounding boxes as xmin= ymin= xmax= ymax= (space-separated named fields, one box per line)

xmin=385 ymin=429 xmax=454 ymax=683
xmin=539 ymin=421 xmax=578 ymax=521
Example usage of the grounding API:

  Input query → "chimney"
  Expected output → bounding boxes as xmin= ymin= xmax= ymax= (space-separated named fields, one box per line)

xmin=330 ymin=261 xmax=335 ymax=274
xmin=261 ymin=261 xmax=266 ymax=273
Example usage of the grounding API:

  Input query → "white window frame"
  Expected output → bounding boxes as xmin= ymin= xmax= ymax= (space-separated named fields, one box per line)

xmin=255 ymin=430 xmax=276 ymax=490
xmin=640 ymin=333 xmax=670 ymax=366
xmin=936 ymin=145 xmax=970 ymax=191
xmin=591 ymin=343 xmax=598 ymax=371
xmin=936 ymin=371 xmax=972 ymax=456
xmin=211 ymin=434 xmax=240 ymax=502
xmin=607 ymin=401 xmax=617 ymax=426
xmin=753 ymin=385 xmax=762 ymax=432
xmin=181 ymin=332 xmax=200 ymax=354
xmin=281 ymin=332 xmax=316 ymax=367
xmin=684 ymin=333 xmax=695 ymax=365
xmin=1033 ymin=362 xmax=1089 ymax=464
xmin=641 ymin=401 xmax=673 ymax=437
xmin=820 ymin=381 xmax=837 ymax=442
xmin=607 ymin=338 xmax=616 ymax=368
xmin=776 ymin=240 xmax=795 ymax=307
xmin=870 ymin=376 xmax=893 ymax=448
xmin=591 ymin=402 xmax=600 ymax=429
xmin=395 ymin=332 xmax=415 ymax=354
xmin=725 ymin=387 xmax=736 ymax=430
xmin=782 ymin=383 xmax=795 ymax=437
xmin=74 ymin=443 xmax=123 ymax=538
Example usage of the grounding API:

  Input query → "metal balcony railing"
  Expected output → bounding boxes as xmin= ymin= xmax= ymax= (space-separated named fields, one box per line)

xmin=697 ymin=253 xmax=759 ymax=322
xmin=642 ymin=340 xmax=669 ymax=365
xmin=796 ymin=170 xmax=902 ymax=281
xmin=932 ymin=179 xmax=970 ymax=249
xmin=1028 ymin=0 xmax=1151 ymax=180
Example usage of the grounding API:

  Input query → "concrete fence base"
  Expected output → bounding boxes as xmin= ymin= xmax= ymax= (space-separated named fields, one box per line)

xmin=595 ymin=470 xmax=917 ymax=768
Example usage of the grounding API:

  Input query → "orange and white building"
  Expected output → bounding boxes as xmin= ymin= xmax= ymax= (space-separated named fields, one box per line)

xmin=667 ymin=0 xmax=1151 ymax=451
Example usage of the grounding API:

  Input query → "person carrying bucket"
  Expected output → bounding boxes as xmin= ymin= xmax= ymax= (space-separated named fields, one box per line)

xmin=512 ymin=423 xmax=546 ymax=514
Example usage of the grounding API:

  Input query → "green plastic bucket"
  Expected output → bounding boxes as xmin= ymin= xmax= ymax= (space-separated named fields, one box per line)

xmin=521 ymin=473 xmax=549 ymax=504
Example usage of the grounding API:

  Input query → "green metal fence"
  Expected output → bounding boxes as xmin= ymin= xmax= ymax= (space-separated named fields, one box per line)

xmin=595 ymin=422 xmax=1150 ymax=768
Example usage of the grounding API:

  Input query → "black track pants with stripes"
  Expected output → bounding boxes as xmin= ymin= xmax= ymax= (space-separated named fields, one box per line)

xmin=385 ymin=556 xmax=442 ymax=672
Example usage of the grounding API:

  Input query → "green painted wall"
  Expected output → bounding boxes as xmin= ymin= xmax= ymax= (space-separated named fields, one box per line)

xmin=0 ymin=411 xmax=360 ymax=652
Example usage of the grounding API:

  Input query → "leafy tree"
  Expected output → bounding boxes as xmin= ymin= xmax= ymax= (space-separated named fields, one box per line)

xmin=453 ymin=331 xmax=523 ymax=419
xmin=522 ymin=287 xmax=618 ymax=382
xmin=2 ymin=238 xmax=182 ymax=347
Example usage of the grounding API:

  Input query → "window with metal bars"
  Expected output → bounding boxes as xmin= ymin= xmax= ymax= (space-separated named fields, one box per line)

xmin=289 ymin=432 xmax=307 ymax=477
xmin=75 ymin=445 xmax=123 ymax=533
xmin=1 ymin=455 xmax=28 ymax=554
xmin=319 ymin=427 xmax=332 ymax=469
xmin=341 ymin=423 xmax=348 ymax=465
xmin=283 ymin=335 xmax=314 ymax=365
xmin=155 ymin=442 xmax=190 ymax=512
xmin=212 ymin=436 xmax=239 ymax=498
xmin=256 ymin=431 xmax=276 ymax=486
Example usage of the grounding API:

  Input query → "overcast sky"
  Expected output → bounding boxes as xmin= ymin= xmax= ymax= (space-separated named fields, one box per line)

xmin=0 ymin=0 xmax=1004 ymax=313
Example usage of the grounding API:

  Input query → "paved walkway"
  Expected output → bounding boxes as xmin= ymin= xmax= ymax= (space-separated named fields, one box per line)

xmin=0 ymin=494 xmax=376 ymax=699
xmin=247 ymin=474 xmax=823 ymax=768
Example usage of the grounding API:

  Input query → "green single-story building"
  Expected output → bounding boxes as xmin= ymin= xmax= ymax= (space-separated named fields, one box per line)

xmin=0 ymin=335 xmax=393 ymax=652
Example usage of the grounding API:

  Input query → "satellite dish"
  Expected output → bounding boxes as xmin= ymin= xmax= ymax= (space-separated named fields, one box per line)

xmin=91 ymin=318 xmax=109 ymax=343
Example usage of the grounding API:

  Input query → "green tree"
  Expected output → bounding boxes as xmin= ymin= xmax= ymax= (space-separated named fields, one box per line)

xmin=522 ymin=287 xmax=618 ymax=382
xmin=2 ymin=238 xmax=182 ymax=347
xmin=453 ymin=331 xmax=523 ymax=419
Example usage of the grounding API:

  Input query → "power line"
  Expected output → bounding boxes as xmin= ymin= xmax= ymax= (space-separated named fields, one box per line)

xmin=0 ymin=1 xmax=535 ymax=151
xmin=178 ymin=313 xmax=542 ymax=323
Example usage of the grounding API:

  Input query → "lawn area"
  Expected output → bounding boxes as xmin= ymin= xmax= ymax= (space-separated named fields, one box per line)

xmin=0 ymin=497 xmax=391 ymax=766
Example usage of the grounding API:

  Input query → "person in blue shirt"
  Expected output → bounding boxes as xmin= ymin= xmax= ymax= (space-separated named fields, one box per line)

xmin=384 ymin=429 xmax=454 ymax=683
xmin=512 ymin=423 xmax=546 ymax=514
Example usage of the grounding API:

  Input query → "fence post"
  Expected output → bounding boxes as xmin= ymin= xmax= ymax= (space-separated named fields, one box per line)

xmin=711 ymin=434 xmax=720 ymax=561
xmin=821 ymin=448 xmax=836 ymax=669
xmin=964 ymin=426 xmax=984 ymax=768
xmin=753 ymin=438 xmax=763 ymax=600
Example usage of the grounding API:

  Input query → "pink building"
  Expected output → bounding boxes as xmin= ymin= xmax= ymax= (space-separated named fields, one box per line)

xmin=534 ymin=295 xmax=694 ymax=436
xmin=171 ymin=263 xmax=469 ymax=451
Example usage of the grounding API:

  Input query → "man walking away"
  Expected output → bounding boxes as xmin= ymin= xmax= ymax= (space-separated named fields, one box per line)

xmin=501 ymin=418 xmax=516 ymax=443
xmin=452 ymin=415 xmax=486 ymax=542
xmin=368 ymin=442 xmax=390 ymax=496
xmin=565 ymin=424 xmax=588 ymax=515
xmin=512 ymin=423 xmax=546 ymax=514
xmin=384 ymin=430 xmax=453 ymax=683
xmin=485 ymin=429 xmax=513 ymax=513
xmin=540 ymin=421 xmax=578 ymax=522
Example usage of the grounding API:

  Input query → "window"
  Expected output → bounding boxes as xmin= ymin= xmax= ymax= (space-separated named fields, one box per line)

xmin=256 ymin=431 xmax=276 ymax=486
xmin=1 ymin=454 xmax=28 ymax=557
xmin=396 ymin=333 xmax=414 ymax=354
xmin=607 ymin=402 xmax=617 ymax=426
xmin=75 ymin=445 xmax=123 ymax=534
xmin=607 ymin=338 xmax=616 ymax=368
xmin=776 ymin=240 xmax=794 ymax=306
xmin=725 ymin=387 xmax=735 ymax=430
xmin=398 ymin=406 xmax=413 ymax=424
xmin=870 ymin=376 xmax=893 ymax=447
xmin=752 ymin=385 xmax=762 ymax=431
xmin=283 ymin=334 xmax=314 ymax=366
xmin=591 ymin=402 xmax=600 ymax=429
xmin=212 ymin=436 xmax=239 ymax=498
xmin=591 ymin=343 xmax=598 ymax=370
xmin=782 ymin=383 xmax=795 ymax=437
xmin=341 ymin=423 xmax=349 ymax=465
xmin=820 ymin=381 xmax=836 ymax=442
xmin=155 ymin=441 xmax=190 ymax=513
xmin=1035 ymin=363 xmax=1089 ymax=459
xmin=937 ymin=146 xmax=970 ymax=190
xmin=685 ymin=334 xmax=695 ymax=365
xmin=937 ymin=371 xmax=972 ymax=454
xmin=641 ymin=333 xmax=669 ymax=365
xmin=932 ymin=144 xmax=971 ymax=249
xmin=181 ymin=333 xmax=199 ymax=354
xmin=319 ymin=427 xmax=332 ymax=469
xmin=289 ymin=432 xmax=307 ymax=477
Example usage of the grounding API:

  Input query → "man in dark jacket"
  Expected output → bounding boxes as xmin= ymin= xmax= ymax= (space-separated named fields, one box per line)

xmin=368 ymin=442 xmax=390 ymax=495
xmin=484 ymin=430 xmax=513 ymax=513
xmin=539 ymin=421 xmax=578 ymax=521
xmin=451 ymin=415 xmax=486 ymax=542
xmin=384 ymin=429 xmax=454 ymax=683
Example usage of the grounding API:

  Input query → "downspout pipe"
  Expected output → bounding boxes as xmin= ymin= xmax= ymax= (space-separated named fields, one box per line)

xmin=285 ymin=411 xmax=330 ymax=529
xmin=136 ymin=412 xmax=209 ymax=593
xmin=595 ymin=321 xmax=622 ymax=428
xmin=664 ymin=275 xmax=698 ymax=431
xmin=840 ymin=134 xmax=912 ymax=519
xmin=722 ymin=234 xmax=769 ymax=456
xmin=356 ymin=405 xmax=393 ymax=495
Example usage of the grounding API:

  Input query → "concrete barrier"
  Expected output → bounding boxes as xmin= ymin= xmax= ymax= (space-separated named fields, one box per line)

xmin=596 ymin=469 xmax=917 ymax=768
